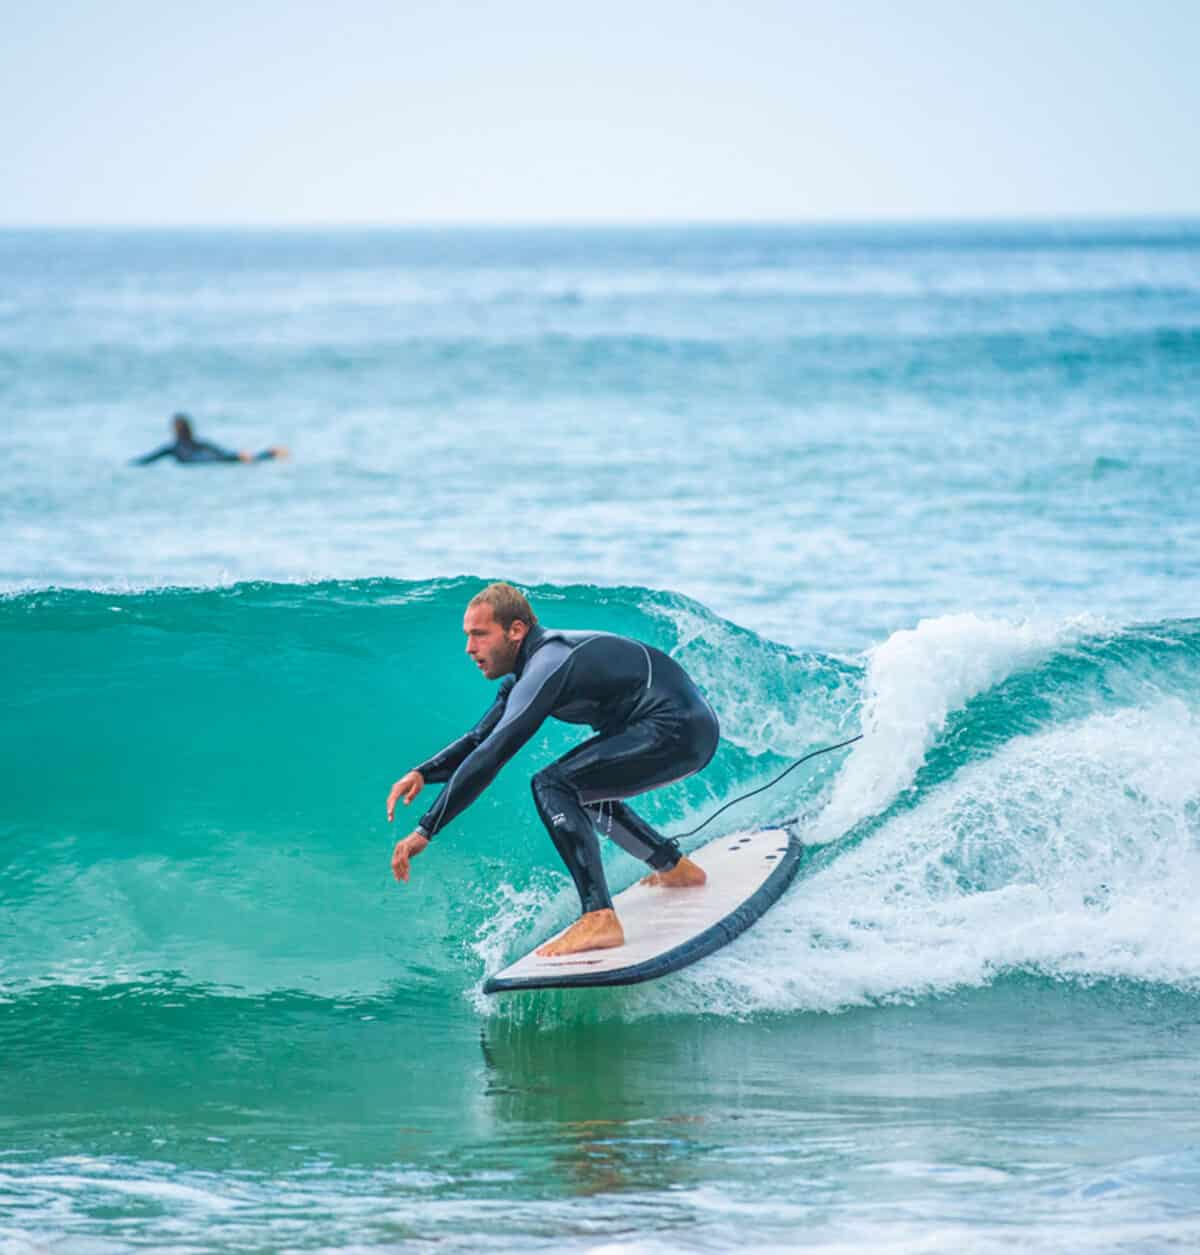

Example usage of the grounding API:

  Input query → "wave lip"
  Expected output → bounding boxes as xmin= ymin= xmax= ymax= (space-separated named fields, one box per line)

xmin=631 ymin=618 xmax=1200 ymax=1020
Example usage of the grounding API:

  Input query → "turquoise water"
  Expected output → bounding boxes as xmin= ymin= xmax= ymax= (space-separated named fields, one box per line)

xmin=4 ymin=225 xmax=1200 ymax=1250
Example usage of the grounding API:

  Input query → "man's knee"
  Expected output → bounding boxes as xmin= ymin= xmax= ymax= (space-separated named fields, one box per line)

xmin=531 ymin=764 xmax=575 ymax=815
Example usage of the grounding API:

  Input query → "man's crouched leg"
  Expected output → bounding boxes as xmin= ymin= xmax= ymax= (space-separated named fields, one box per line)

xmin=531 ymin=765 xmax=625 ymax=956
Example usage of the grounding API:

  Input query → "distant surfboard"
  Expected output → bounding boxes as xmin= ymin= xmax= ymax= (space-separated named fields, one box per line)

xmin=483 ymin=826 xmax=803 ymax=993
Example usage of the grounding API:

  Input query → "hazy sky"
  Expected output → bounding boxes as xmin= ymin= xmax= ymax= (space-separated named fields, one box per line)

xmin=4 ymin=0 xmax=1197 ymax=225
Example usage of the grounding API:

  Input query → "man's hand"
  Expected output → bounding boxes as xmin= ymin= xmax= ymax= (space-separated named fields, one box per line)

xmin=387 ymin=770 xmax=425 ymax=822
xmin=391 ymin=831 xmax=430 ymax=883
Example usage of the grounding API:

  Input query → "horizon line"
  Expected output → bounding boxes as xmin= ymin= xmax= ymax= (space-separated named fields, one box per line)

xmin=2 ymin=211 xmax=1199 ymax=232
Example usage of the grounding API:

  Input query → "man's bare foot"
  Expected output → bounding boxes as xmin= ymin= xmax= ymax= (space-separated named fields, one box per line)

xmin=640 ymin=856 xmax=707 ymax=889
xmin=536 ymin=909 xmax=625 ymax=957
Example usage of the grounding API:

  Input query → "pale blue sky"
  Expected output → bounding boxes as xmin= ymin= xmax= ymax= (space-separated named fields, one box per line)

xmin=3 ymin=0 xmax=1197 ymax=225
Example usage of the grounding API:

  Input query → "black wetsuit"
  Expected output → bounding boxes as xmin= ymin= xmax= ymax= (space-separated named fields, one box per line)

xmin=415 ymin=626 xmax=720 ymax=913
xmin=132 ymin=438 xmax=277 ymax=465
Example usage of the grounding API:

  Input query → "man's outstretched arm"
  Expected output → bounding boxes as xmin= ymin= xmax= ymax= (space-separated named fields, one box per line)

xmin=388 ymin=643 xmax=571 ymax=884
xmin=130 ymin=443 xmax=174 ymax=465
xmin=414 ymin=643 xmax=572 ymax=840
xmin=413 ymin=678 xmax=514 ymax=785
xmin=385 ymin=678 xmax=516 ymax=877
xmin=192 ymin=440 xmax=245 ymax=463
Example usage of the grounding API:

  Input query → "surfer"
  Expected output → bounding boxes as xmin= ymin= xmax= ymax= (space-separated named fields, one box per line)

xmin=131 ymin=414 xmax=288 ymax=465
xmin=387 ymin=583 xmax=718 ymax=957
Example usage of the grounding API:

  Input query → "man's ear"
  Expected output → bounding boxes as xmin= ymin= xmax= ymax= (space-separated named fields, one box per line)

xmin=508 ymin=619 xmax=529 ymax=644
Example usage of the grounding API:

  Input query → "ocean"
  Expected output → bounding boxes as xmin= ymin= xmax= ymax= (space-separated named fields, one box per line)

xmin=3 ymin=222 xmax=1200 ymax=1251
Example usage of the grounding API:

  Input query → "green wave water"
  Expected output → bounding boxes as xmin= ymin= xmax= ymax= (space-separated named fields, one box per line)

xmin=0 ymin=579 xmax=850 ymax=1001
xmin=5 ymin=580 xmax=1200 ymax=1013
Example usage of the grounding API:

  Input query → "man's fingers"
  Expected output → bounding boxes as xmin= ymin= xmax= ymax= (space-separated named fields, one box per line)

xmin=391 ymin=831 xmax=426 ymax=884
xmin=387 ymin=783 xmax=403 ymax=821
xmin=392 ymin=838 xmax=413 ymax=883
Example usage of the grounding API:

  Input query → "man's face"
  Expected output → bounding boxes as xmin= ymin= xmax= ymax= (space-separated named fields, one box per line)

xmin=463 ymin=603 xmax=527 ymax=679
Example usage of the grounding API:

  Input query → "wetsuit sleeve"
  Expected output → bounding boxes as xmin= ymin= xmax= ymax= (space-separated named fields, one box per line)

xmin=130 ymin=443 xmax=174 ymax=465
xmin=417 ymin=643 xmax=573 ymax=838
xmin=193 ymin=440 xmax=241 ymax=463
xmin=415 ymin=678 xmax=514 ymax=784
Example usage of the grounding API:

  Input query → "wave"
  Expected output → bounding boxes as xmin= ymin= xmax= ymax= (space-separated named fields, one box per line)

xmin=4 ymin=581 xmax=1200 ymax=1017
xmin=0 ymin=580 xmax=835 ymax=1001
xmin=614 ymin=613 xmax=1200 ymax=1019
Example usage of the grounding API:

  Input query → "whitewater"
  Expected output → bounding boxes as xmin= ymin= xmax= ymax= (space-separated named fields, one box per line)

xmin=3 ymin=223 xmax=1200 ymax=1251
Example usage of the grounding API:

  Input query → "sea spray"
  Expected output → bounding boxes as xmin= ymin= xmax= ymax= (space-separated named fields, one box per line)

xmin=814 ymin=611 xmax=1086 ymax=842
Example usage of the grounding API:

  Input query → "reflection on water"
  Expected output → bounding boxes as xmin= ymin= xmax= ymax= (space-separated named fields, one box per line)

xmin=474 ymin=980 xmax=1200 ymax=1231
xmin=4 ymin=978 xmax=1200 ymax=1248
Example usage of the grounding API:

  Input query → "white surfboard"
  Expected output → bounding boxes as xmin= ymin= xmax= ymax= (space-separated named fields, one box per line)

xmin=483 ymin=826 xmax=803 ymax=993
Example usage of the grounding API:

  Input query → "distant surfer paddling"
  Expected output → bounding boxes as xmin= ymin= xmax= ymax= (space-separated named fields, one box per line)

xmin=387 ymin=584 xmax=717 ymax=957
xmin=132 ymin=414 xmax=288 ymax=465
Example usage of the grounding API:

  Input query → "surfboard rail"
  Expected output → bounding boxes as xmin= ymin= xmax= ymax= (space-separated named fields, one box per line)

xmin=483 ymin=827 xmax=805 ymax=994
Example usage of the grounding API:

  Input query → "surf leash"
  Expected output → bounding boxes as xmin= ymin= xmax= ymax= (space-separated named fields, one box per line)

xmin=674 ymin=733 xmax=863 ymax=839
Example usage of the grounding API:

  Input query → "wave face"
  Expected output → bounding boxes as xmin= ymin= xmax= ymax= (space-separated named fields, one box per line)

xmin=0 ymin=579 xmax=849 ymax=1002
xmin=5 ymin=580 xmax=1200 ymax=1020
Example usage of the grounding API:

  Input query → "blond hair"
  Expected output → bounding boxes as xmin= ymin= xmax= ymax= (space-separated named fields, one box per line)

xmin=468 ymin=582 xmax=538 ymax=630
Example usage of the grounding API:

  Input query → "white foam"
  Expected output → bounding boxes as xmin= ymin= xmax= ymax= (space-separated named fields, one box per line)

xmin=641 ymin=700 xmax=1200 ymax=1017
xmin=467 ymin=877 xmax=567 ymax=1013
xmin=813 ymin=613 xmax=1090 ymax=842
xmin=652 ymin=597 xmax=855 ymax=759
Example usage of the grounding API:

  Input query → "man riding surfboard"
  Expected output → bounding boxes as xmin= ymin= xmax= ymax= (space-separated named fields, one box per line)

xmin=387 ymin=583 xmax=717 ymax=957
